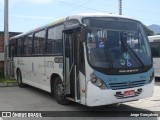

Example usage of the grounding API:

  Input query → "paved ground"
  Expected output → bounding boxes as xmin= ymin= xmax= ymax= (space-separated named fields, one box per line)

xmin=125 ymin=79 xmax=160 ymax=111
xmin=0 ymin=79 xmax=160 ymax=120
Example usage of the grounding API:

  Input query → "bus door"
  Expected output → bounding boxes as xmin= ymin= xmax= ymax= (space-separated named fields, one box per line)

xmin=63 ymin=29 xmax=81 ymax=101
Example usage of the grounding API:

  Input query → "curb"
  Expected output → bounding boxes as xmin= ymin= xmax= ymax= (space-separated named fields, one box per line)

xmin=0 ymin=82 xmax=18 ymax=87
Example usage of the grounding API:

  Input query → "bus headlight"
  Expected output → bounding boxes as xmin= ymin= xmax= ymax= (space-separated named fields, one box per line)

xmin=97 ymin=81 xmax=103 ymax=87
xmin=91 ymin=77 xmax=97 ymax=83
xmin=148 ymin=72 xmax=154 ymax=83
xmin=90 ymin=73 xmax=107 ymax=90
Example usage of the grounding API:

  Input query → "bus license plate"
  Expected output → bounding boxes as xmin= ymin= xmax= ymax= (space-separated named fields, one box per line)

xmin=124 ymin=90 xmax=135 ymax=96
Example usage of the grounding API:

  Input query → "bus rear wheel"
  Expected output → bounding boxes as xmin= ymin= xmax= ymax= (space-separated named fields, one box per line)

xmin=54 ymin=77 xmax=71 ymax=105
xmin=17 ymin=70 xmax=26 ymax=88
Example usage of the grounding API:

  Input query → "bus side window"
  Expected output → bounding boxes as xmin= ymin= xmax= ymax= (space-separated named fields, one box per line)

xmin=47 ymin=25 xmax=63 ymax=55
xmin=55 ymin=40 xmax=62 ymax=54
xmin=23 ymin=34 xmax=33 ymax=56
xmin=47 ymin=27 xmax=55 ymax=54
xmin=16 ymin=38 xmax=23 ymax=56
xmin=33 ymin=30 xmax=46 ymax=55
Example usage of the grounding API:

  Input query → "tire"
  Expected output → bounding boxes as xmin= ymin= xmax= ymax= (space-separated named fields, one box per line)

xmin=54 ymin=77 xmax=71 ymax=105
xmin=17 ymin=70 xmax=26 ymax=88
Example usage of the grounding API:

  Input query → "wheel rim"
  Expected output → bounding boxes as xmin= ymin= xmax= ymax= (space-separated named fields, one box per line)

xmin=56 ymin=83 xmax=64 ymax=96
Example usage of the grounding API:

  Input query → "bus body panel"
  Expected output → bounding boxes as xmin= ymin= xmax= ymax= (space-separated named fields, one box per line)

xmin=153 ymin=58 xmax=160 ymax=77
xmin=14 ymin=56 xmax=88 ymax=105
xmin=78 ymin=71 xmax=86 ymax=105
xmin=94 ymin=69 xmax=153 ymax=89
xmin=14 ymin=56 xmax=63 ymax=92
xmin=148 ymin=35 xmax=160 ymax=78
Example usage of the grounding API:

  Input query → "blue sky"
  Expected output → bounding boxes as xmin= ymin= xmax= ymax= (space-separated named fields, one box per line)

xmin=0 ymin=0 xmax=160 ymax=32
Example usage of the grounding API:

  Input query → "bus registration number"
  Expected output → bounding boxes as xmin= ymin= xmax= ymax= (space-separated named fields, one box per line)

xmin=124 ymin=90 xmax=135 ymax=96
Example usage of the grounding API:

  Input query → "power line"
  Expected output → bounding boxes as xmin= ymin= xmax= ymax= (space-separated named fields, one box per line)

xmin=56 ymin=0 xmax=93 ymax=18
xmin=54 ymin=0 xmax=159 ymax=24
xmin=134 ymin=17 xmax=160 ymax=25
xmin=93 ymin=1 xmax=117 ymax=7
xmin=75 ymin=0 xmax=160 ymax=17
xmin=55 ymin=0 xmax=110 ymax=13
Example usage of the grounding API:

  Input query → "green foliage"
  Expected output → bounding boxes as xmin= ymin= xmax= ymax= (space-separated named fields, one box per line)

xmin=0 ymin=75 xmax=17 ymax=83
xmin=143 ymin=25 xmax=154 ymax=36
xmin=0 ymin=75 xmax=6 ymax=82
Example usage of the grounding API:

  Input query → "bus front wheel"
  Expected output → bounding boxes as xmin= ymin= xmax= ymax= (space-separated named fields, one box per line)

xmin=17 ymin=70 xmax=26 ymax=88
xmin=54 ymin=77 xmax=71 ymax=105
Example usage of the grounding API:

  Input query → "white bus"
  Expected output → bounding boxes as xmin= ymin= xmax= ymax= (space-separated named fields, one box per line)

xmin=9 ymin=13 xmax=154 ymax=106
xmin=148 ymin=35 xmax=160 ymax=77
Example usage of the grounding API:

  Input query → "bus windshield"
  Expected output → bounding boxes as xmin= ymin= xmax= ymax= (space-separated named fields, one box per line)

xmin=83 ymin=17 xmax=152 ymax=74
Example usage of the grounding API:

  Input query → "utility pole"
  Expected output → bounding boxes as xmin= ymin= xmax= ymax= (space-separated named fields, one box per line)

xmin=119 ymin=0 xmax=122 ymax=15
xmin=4 ymin=0 xmax=9 ymax=78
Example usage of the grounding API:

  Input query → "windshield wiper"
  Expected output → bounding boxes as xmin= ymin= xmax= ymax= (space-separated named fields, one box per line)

xmin=120 ymin=33 xmax=145 ymax=68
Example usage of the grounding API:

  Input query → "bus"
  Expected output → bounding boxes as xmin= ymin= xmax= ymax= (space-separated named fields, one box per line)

xmin=148 ymin=35 xmax=160 ymax=77
xmin=9 ymin=13 xmax=154 ymax=106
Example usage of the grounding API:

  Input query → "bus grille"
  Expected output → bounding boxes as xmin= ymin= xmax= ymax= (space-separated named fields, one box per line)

xmin=109 ymin=80 xmax=146 ymax=90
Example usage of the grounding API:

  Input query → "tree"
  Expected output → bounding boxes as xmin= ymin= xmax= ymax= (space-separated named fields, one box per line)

xmin=143 ymin=25 xmax=154 ymax=36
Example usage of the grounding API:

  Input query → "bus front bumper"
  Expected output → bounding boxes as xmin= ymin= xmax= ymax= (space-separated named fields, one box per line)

xmin=86 ymin=79 xmax=154 ymax=106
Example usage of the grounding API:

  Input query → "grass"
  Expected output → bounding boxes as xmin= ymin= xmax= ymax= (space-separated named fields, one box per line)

xmin=0 ymin=75 xmax=17 ymax=83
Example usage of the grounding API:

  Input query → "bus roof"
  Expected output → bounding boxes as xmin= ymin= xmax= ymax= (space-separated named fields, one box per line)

xmin=10 ymin=13 xmax=139 ymax=40
xmin=66 ymin=13 xmax=136 ymax=22
xmin=148 ymin=35 xmax=160 ymax=42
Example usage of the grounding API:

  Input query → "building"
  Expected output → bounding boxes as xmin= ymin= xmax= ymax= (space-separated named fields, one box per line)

xmin=0 ymin=31 xmax=21 ymax=74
